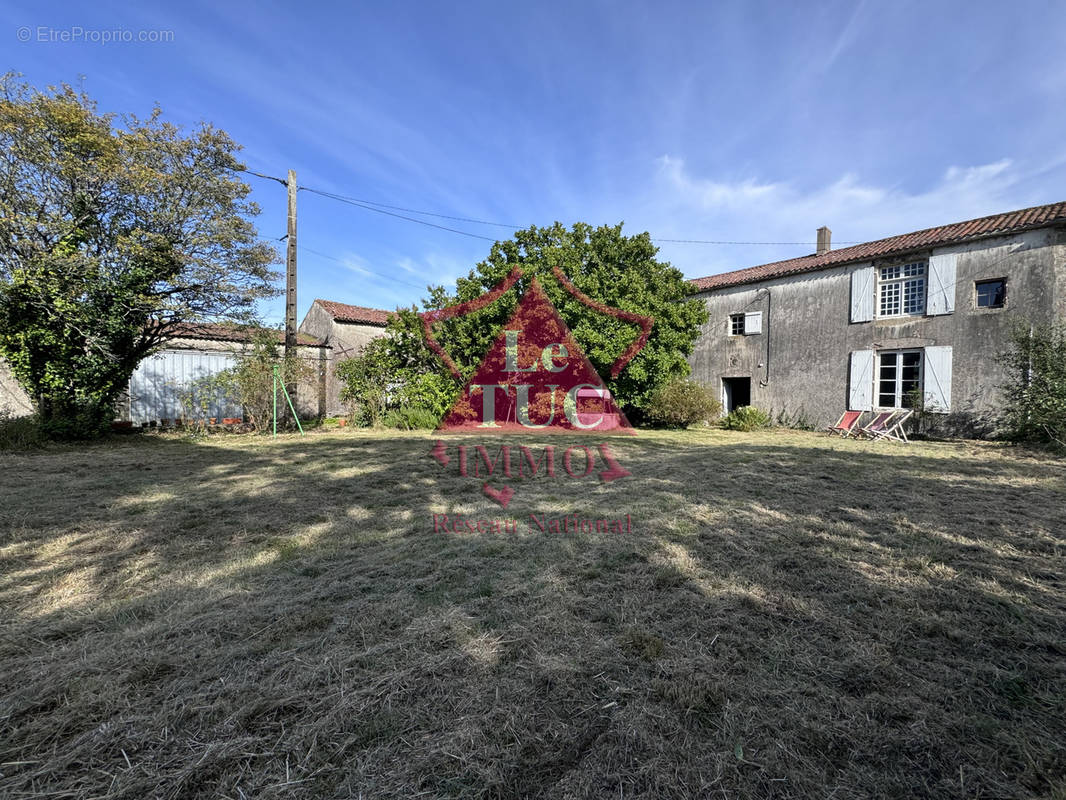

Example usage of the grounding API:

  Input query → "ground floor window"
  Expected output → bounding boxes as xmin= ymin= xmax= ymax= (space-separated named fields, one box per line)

xmin=877 ymin=349 xmax=922 ymax=408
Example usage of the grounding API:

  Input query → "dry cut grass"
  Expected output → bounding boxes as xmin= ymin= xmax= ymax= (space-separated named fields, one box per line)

xmin=0 ymin=428 xmax=1064 ymax=799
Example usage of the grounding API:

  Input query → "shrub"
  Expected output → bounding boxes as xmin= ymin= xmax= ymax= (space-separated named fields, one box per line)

xmin=176 ymin=371 xmax=235 ymax=433
xmin=337 ymin=338 xmax=397 ymax=427
xmin=338 ymin=335 xmax=458 ymax=428
xmin=772 ymin=406 xmax=815 ymax=431
xmin=398 ymin=371 xmax=456 ymax=421
xmin=721 ymin=406 xmax=770 ymax=431
xmin=0 ymin=410 xmax=43 ymax=450
xmin=644 ymin=378 xmax=722 ymax=428
xmin=998 ymin=322 xmax=1066 ymax=448
xmin=227 ymin=330 xmax=313 ymax=432
xmin=382 ymin=406 xmax=439 ymax=430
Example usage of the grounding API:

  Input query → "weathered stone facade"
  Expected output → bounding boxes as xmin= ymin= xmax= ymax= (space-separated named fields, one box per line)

xmin=298 ymin=299 xmax=391 ymax=416
xmin=689 ymin=217 xmax=1066 ymax=436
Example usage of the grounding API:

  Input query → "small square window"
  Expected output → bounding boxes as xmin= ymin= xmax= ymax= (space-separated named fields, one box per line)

xmin=729 ymin=314 xmax=745 ymax=336
xmin=975 ymin=279 xmax=1006 ymax=309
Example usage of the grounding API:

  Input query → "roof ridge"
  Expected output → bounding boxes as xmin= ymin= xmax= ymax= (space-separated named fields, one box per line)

xmin=689 ymin=199 xmax=1066 ymax=292
xmin=315 ymin=298 xmax=395 ymax=326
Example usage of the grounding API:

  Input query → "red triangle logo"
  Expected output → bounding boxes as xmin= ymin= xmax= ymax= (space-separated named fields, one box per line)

xmin=438 ymin=278 xmax=632 ymax=433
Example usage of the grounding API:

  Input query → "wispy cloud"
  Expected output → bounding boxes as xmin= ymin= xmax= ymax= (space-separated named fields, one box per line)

xmin=819 ymin=0 xmax=869 ymax=73
xmin=646 ymin=156 xmax=1039 ymax=279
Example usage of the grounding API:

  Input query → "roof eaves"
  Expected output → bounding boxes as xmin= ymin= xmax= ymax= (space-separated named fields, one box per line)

xmin=689 ymin=215 xmax=1065 ymax=294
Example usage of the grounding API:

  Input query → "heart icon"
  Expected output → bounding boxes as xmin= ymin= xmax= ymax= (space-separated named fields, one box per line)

xmin=482 ymin=483 xmax=515 ymax=509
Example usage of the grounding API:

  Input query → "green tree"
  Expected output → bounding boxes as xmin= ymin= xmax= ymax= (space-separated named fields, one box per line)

xmin=386 ymin=222 xmax=708 ymax=414
xmin=0 ymin=75 xmax=279 ymax=438
xmin=999 ymin=322 xmax=1066 ymax=448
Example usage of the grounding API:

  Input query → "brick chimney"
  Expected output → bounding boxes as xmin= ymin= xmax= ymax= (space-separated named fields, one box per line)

xmin=816 ymin=226 xmax=831 ymax=255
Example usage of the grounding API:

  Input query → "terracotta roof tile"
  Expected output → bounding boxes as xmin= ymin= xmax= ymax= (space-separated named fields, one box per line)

xmin=689 ymin=200 xmax=1066 ymax=292
xmin=315 ymin=299 xmax=394 ymax=326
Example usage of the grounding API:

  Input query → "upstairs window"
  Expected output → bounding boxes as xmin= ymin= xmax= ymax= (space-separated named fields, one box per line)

xmin=878 ymin=261 xmax=926 ymax=317
xmin=975 ymin=278 xmax=1006 ymax=309
xmin=728 ymin=312 xmax=762 ymax=336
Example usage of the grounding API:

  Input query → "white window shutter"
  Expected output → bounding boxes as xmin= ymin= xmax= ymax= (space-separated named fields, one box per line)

xmin=927 ymin=253 xmax=957 ymax=315
xmin=743 ymin=311 xmax=762 ymax=335
xmin=923 ymin=346 xmax=952 ymax=412
xmin=850 ymin=266 xmax=874 ymax=322
xmin=848 ymin=350 xmax=874 ymax=411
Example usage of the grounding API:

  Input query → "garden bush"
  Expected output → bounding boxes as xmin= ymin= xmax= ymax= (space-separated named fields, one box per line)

xmin=644 ymin=378 xmax=721 ymax=428
xmin=721 ymin=405 xmax=770 ymax=431
xmin=0 ymin=410 xmax=43 ymax=450
xmin=382 ymin=406 xmax=439 ymax=430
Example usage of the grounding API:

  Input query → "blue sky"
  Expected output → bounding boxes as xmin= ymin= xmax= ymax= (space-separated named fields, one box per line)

xmin=5 ymin=0 xmax=1066 ymax=326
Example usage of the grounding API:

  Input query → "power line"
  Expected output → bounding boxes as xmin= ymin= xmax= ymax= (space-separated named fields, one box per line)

xmin=300 ymin=188 xmax=522 ymax=230
xmin=242 ymin=168 xmax=288 ymax=187
xmin=652 ymin=236 xmax=861 ymax=246
xmin=300 ymin=187 xmax=499 ymax=243
xmin=298 ymin=245 xmax=430 ymax=291
xmin=656 ymin=237 xmax=860 ymax=245
xmin=241 ymin=168 xmax=859 ymax=246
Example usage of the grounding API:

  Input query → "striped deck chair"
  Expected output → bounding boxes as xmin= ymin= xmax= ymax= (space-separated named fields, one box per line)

xmin=859 ymin=410 xmax=896 ymax=439
xmin=827 ymin=410 xmax=864 ymax=437
xmin=871 ymin=409 xmax=913 ymax=442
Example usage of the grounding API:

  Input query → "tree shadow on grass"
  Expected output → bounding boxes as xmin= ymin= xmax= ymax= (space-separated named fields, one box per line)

xmin=0 ymin=431 xmax=1064 ymax=799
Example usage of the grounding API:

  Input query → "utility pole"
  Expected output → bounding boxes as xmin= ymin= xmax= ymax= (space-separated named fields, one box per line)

xmin=285 ymin=169 xmax=298 ymax=417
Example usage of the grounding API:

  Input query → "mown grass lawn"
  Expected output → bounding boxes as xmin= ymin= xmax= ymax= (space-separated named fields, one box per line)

xmin=1 ymin=428 xmax=1064 ymax=799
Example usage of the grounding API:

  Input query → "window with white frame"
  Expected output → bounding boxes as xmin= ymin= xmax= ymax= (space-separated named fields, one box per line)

xmin=729 ymin=314 xmax=745 ymax=335
xmin=877 ymin=349 xmax=922 ymax=408
xmin=877 ymin=261 xmax=926 ymax=317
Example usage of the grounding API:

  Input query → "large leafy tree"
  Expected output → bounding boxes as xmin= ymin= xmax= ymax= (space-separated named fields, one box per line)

xmin=382 ymin=222 xmax=708 ymax=415
xmin=0 ymin=75 xmax=279 ymax=437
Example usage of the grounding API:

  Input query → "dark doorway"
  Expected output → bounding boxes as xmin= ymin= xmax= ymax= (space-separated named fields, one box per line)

xmin=722 ymin=377 xmax=751 ymax=412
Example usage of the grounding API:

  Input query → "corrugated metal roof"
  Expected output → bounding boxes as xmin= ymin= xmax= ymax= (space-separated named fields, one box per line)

xmin=689 ymin=200 xmax=1066 ymax=292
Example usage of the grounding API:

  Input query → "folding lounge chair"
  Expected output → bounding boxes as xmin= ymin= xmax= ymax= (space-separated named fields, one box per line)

xmin=871 ymin=409 xmax=912 ymax=442
xmin=827 ymin=410 xmax=864 ymax=437
xmin=859 ymin=410 xmax=896 ymax=439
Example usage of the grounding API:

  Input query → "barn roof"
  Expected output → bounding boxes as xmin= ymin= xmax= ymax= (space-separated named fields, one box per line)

xmin=168 ymin=322 xmax=328 ymax=348
xmin=689 ymin=200 xmax=1066 ymax=292
xmin=314 ymin=299 xmax=394 ymax=326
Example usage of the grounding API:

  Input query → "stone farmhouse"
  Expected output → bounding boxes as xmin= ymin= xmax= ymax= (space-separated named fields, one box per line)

xmin=687 ymin=201 xmax=1066 ymax=433
xmin=297 ymin=299 xmax=393 ymax=416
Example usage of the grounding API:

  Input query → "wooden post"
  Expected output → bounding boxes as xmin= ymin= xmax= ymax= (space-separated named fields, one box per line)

xmin=285 ymin=169 xmax=298 ymax=419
